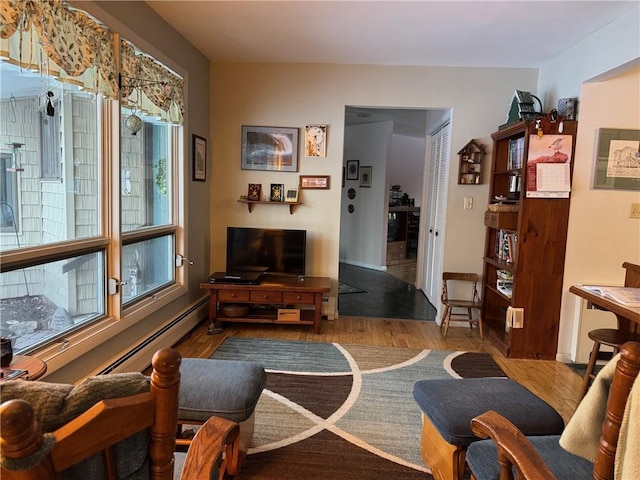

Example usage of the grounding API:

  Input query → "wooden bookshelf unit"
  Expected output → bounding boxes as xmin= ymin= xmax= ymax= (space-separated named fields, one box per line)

xmin=481 ymin=119 xmax=578 ymax=359
xmin=201 ymin=276 xmax=331 ymax=334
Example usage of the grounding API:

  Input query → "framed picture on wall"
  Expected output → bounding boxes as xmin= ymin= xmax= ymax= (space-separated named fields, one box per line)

xmin=359 ymin=166 xmax=372 ymax=188
xmin=241 ymin=126 xmax=299 ymax=172
xmin=346 ymin=160 xmax=359 ymax=180
xmin=193 ymin=134 xmax=207 ymax=181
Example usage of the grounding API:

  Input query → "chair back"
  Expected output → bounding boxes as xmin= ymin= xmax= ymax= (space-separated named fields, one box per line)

xmin=441 ymin=272 xmax=480 ymax=304
xmin=0 ymin=348 xmax=181 ymax=480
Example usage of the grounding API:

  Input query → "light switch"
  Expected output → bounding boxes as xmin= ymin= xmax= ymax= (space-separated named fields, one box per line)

xmin=631 ymin=203 xmax=640 ymax=219
xmin=464 ymin=197 xmax=473 ymax=210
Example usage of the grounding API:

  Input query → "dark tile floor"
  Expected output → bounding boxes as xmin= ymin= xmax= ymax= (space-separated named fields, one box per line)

xmin=338 ymin=263 xmax=437 ymax=321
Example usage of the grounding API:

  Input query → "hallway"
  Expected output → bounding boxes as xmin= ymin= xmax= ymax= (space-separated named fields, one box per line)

xmin=338 ymin=263 xmax=437 ymax=321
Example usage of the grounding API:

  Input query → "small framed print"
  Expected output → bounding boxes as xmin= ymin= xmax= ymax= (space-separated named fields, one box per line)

xmin=299 ymin=175 xmax=330 ymax=189
xmin=247 ymin=183 xmax=262 ymax=201
xmin=305 ymin=124 xmax=327 ymax=157
xmin=359 ymin=166 xmax=372 ymax=188
xmin=270 ymin=183 xmax=285 ymax=202
xmin=193 ymin=134 xmax=207 ymax=181
xmin=285 ymin=189 xmax=299 ymax=202
xmin=346 ymin=160 xmax=359 ymax=180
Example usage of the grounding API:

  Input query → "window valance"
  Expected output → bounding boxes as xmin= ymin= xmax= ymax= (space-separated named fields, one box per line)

xmin=0 ymin=0 xmax=183 ymax=123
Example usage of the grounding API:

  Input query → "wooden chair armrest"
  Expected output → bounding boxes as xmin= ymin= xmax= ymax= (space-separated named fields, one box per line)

xmin=470 ymin=410 xmax=557 ymax=480
xmin=179 ymin=416 xmax=240 ymax=480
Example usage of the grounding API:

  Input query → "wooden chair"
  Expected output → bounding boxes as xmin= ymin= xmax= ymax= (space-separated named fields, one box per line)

xmin=0 ymin=348 xmax=239 ymax=480
xmin=580 ymin=262 xmax=640 ymax=400
xmin=440 ymin=272 xmax=483 ymax=339
xmin=467 ymin=341 xmax=640 ymax=480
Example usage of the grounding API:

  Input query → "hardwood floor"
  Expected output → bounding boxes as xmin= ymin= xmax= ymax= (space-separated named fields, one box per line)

xmin=172 ymin=316 xmax=582 ymax=422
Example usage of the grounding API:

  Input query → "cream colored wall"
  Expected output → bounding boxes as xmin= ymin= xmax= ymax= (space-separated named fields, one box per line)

xmin=210 ymin=63 xmax=537 ymax=291
xmin=557 ymin=66 xmax=640 ymax=362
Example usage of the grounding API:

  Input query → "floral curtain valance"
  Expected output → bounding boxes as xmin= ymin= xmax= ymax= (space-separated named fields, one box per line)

xmin=0 ymin=0 xmax=184 ymax=123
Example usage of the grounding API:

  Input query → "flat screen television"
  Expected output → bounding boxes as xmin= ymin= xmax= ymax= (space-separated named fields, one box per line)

xmin=226 ymin=227 xmax=307 ymax=276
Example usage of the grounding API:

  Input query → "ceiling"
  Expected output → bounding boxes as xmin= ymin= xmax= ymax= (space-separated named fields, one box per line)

xmin=145 ymin=0 xmax=637 ymax=130
xmin=146 ymin=1 xmax=636 ymax=68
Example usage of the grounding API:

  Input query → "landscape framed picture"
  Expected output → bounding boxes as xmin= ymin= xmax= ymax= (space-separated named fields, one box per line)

xmin=241 ymin=126 xmax=299 ymax=172
xmin=299 ymin=175 xmax=330 ymax=189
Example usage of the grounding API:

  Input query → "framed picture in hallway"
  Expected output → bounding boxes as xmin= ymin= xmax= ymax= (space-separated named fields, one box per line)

xmin=359 ymin=166 xmax=372 ymax=187
xmin=346 ymin=160 xmax=359 ymax=180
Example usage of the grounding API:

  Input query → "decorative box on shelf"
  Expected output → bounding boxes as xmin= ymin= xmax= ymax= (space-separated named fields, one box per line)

xmin=457 ymin=139 xmax=485 ymax=185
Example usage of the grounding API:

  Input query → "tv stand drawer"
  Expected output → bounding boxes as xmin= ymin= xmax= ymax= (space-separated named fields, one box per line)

xmin=250 ymin=291 xmax=283 ymax=302
xmin=283 ymin=292 xmax=315 ymax=304
xmin=218 ymin=290 xmax=250 ymax=302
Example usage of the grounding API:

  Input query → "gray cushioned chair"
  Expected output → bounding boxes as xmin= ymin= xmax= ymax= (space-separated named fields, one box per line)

xmin=466 ymin=341 xmax=640 ymax=480
xmin=178 ymin=358 xmax=266 ymax=476
xmin=413 ymin=377 xmax=564 ymax=480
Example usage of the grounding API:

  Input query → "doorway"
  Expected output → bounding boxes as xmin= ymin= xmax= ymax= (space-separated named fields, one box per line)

xmin=339 ymin=106 xmax=450 ymax=310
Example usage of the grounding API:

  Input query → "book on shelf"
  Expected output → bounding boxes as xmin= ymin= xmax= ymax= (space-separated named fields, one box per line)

xmin=495 ymin=230 xmax=517 ymax=264
xmin=508 ymin=137 xmax=524 ymax=170
xmin=581 ymin=286 xmax=640 ymax=307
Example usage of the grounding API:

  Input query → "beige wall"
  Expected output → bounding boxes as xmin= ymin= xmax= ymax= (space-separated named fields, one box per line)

xmin=558 ymin=66 xmax=640 ymax=361
xmin=210 ymin=63 xmax=538 ymax=292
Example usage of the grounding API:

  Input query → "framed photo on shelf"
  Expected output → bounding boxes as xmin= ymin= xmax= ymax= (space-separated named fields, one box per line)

xmin=299 ymin=175 xmax=330 ymax=190
xmin=592 ymin=128 xmax=640 ymax=191
xmin=241 ymin=126 xmax=299 ymax=172
xmin=270 ymin=183 xmax=285 ymax=202
xmin=285 ymin=189 xmax=299 ymax=202
xmin=359 ymin=165 xmax=372 ymax=188
xmin=346 ymin=160 xmax=359 ymax=180
xmin=192 ymin=134 xmax=207 ymax=181
xmin=247 ymin=183 xmax=262 ymax=201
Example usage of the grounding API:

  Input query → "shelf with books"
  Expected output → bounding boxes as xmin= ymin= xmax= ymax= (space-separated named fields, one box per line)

xmin=481 ymin=119 xmax=577 ymax=360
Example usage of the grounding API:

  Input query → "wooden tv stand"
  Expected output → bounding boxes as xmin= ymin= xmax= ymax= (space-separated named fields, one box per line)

xmin=200 ymin=275 xmax=331 ymax=334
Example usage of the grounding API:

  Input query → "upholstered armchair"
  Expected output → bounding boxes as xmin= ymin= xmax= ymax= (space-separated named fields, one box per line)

xmin=466 ymin=341 xmax=640 ymax=480
xmin=0 ymin=348 xmax=239 ymax=480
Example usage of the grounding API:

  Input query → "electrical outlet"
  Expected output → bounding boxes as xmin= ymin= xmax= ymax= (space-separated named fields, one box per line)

xmin=631 ymin=203 xmax=640 ymax=219
xmin=512 ymin=308 xmax=524 ymax=328
xmin=464 ymin=197 xmax=473 ymax=210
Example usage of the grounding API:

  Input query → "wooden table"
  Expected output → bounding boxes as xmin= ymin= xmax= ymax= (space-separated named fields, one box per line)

xmin=0 ymin=355 xmax=47 ymax=381
xmin=201 ymin=275 xmax=331 ymax=334
xmin=570 ymin=285 xmax=640 ymax=332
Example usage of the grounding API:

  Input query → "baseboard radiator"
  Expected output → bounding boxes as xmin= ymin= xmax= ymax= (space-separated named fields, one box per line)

xmin=94 ymin=297 xmax=209 ymax=375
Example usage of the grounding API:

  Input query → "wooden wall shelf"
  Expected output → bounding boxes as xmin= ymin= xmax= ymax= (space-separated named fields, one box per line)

xmin=237 ymin=199 xmax=301 ymax=214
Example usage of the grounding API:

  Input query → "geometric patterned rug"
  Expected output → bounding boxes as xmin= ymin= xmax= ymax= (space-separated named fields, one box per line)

xmin=210 ymin=337 xmax=507 ymax=479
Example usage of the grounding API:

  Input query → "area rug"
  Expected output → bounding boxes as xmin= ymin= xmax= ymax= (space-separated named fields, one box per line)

xmin=210 ymin=337 xmax=507 ymax=480
xmin=338 ymin=281 xmax=366 ymax=295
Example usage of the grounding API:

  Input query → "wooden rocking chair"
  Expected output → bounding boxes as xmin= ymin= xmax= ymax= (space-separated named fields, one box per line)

xmin=467 ymin=341 xmax=640 ymax=480
xmin=0 ymin=348 xmax=239 ymax=480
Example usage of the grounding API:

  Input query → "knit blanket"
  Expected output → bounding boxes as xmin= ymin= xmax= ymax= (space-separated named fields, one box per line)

xmin=0 ymin=373 xmax=150 ymax=475
xmin=559 ymin=353 xmax=640 ymax=479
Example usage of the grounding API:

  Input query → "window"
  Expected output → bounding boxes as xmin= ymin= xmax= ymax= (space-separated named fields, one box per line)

xmin=0 ymin=2 xmax=185 ymax=359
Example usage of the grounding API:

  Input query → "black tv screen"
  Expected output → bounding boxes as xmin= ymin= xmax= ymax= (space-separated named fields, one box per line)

xmin=226 ymin=227 xmax=306 ymax=275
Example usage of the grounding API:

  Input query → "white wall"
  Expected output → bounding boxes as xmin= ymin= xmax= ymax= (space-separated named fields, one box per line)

xmin=211 ymin=63 xmax=538 ymax=293
xmin=388 ymin=133 xmax=427 ymax=207
xmin=557 ymin=66 xmax=640 ymax=362
xmin=537 ymin=4 xmax=640 ymax=111
xmin=340 ymin=122 xmax=393 ymax=269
